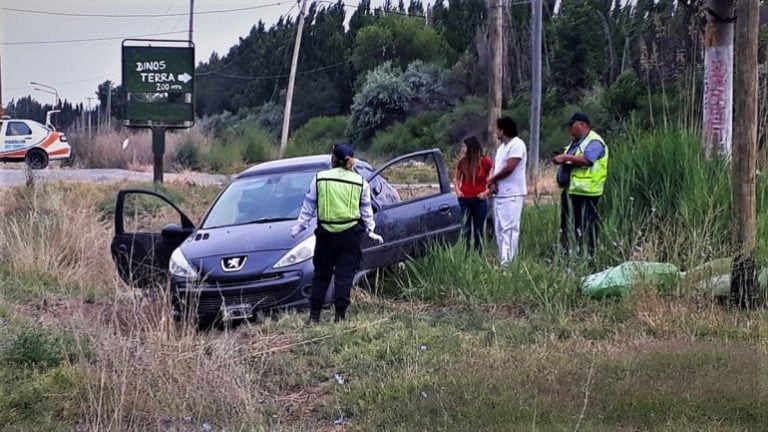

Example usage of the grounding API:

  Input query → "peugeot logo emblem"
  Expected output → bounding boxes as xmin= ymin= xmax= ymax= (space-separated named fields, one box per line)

xmin=221 ymin=255 xmax=247 ymax=272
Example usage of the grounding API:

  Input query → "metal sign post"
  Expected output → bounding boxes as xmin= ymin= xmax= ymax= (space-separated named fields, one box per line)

xmin=121 ymin=39 xmax=195 ymax=183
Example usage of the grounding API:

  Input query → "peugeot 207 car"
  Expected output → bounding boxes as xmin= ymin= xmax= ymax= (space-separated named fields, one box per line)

xmin=110 ymin=149 xmax=461 ymax=322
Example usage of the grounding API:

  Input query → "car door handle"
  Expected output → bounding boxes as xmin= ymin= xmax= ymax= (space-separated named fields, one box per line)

xmin=438 ymin=204 xmax=451 ymax=214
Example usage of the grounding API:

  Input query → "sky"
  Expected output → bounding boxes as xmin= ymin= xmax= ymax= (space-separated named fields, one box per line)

xmin=1 ymin=0 xmax=390 ymax=108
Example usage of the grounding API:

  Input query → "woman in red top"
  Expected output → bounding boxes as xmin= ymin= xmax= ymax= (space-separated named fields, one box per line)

xmin=454 ymin=136 xmax=493 ymax=252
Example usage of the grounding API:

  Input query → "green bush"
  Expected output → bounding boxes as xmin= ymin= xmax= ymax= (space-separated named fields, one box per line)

xmin=369 ymin=112 xmax=443 ymax=157
xmin=203 ymin=119 xmax=276 ymax=172
xmin=3 ymin=327 xmax=81 ymax=369
xmin=173 ymin=140 xmax=201 ymax=170
xmin=288 ymin=116 xmax=348 ymax=157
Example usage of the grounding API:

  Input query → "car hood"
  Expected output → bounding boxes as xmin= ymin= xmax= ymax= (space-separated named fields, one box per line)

xmin=179 ymin=220 xmax=306 ymax=260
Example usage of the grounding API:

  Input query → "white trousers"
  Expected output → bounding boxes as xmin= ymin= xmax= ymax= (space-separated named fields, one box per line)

xmin=493 ymin=195 xmax=524 ymax=265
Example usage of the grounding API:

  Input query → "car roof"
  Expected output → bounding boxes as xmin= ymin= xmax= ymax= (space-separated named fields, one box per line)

xmin=235 ymin=155 xmax=374 ymax=179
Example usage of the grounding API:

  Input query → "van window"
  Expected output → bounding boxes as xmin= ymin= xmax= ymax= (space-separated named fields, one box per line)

xmin=6 ymin=122 xmax=32 ymax=136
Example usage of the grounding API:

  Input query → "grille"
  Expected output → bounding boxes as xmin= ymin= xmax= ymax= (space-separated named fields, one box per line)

xmin=197 ymin=273 xmax=283 ymax=289
xmin=188 ymin=291 xmax=280 ymax=314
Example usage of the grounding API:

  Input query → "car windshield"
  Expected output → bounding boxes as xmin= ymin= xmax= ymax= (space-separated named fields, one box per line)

xmin=202 ymin=171 xmax=316 ymax=229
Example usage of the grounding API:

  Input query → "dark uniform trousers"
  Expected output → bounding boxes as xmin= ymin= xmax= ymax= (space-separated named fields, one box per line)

xmin=309 ymin=224 xmax=364 ymax=319
xmin=560 ymin=189 xmax=600 ymax=257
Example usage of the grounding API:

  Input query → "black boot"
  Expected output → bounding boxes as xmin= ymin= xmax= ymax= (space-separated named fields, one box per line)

xmin=334 ymin=306 xmax=347 ymax=323
xmin=306 ymin=307 xmax=321 ymax=325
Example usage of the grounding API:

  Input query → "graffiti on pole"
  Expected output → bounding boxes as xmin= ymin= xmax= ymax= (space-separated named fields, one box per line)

xmin=703 ymin=45 xmax=733 ymax=157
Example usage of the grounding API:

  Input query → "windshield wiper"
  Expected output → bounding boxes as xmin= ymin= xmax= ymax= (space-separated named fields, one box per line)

xmin=243 ymin=217 xmax=295 ymax=224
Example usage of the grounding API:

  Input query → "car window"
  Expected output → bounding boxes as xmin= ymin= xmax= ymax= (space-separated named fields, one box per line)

xmin=123 ymin=193 xmax=187 ymax=233
xmin=6 ymin=121 xmax=32 ymax=136
xmin=371 ymin=153 xmax=441 ymax=208
xmin=202 ymin=171 xmax=316 ymax=229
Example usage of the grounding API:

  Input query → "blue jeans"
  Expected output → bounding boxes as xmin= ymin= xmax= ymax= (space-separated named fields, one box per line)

xmin=459 ymin=197 xmax=488 ymax=252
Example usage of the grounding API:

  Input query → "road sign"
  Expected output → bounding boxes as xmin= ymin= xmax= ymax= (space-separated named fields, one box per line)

xmin=121 ymin=39 xmax=195 ymax=183
xmin=121 ymin=39 xmax=195 ymax=129
xmin=123 ymin=46 xmax=194 ymax=94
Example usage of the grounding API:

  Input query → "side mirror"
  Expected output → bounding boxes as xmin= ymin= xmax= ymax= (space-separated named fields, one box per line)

xmin=372 ymin=182 xmax=382 ymax=197
xmin=162 ymin=223 xmax=192 ymax=238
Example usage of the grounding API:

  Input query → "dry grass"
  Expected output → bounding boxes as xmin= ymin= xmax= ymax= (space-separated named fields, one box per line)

xmin=0 ymin=183 xmax=117 ymax=289
xmin=69 ymin=127 xmax=210 ymax=171
xmin=1 ymin=181 xmax=768 ymax=431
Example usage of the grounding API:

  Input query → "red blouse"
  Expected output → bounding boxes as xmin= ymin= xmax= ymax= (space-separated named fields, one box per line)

xmin=457 ymin=156 xmax=493 ymax=198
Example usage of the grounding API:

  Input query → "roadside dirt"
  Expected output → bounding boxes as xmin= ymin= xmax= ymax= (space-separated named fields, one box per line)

xmin=0 ymin=168 xmax=229 ymax=188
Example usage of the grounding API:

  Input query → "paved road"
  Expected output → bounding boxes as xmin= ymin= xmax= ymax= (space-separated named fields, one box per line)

xmin=0 ymin=168 xmax=230 ymax=188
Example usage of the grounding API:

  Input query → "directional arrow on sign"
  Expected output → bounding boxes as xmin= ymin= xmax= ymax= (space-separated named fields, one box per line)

xmin=178 ymin=73 xmax=192 ymax=83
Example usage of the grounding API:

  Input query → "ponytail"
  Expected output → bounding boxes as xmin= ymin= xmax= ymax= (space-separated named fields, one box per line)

xmin=332 ymin=155 xmax=357 ymax=170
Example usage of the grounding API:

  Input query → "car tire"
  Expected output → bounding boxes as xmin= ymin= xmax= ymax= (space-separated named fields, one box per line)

xmin=25 ymin=149 xmax=49 ymax=170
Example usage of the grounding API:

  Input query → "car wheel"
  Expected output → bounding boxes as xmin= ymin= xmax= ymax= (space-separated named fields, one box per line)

xmin=25 ymin=149 xmax=49 ymax=170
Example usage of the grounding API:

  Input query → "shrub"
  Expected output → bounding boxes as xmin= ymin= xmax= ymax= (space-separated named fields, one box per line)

xmin=173 ymin=140 xmax=201 ymax=170
xmin=349 ymin=63 xmax=414 ymax=145
xmin=3 ymin=327 xmax=81 ymax=369
xmin=369 ymin=112 xmax=442 ymax=157
xmin=288 ymin=116 xmax=349 ymax=157
xmin=203 ymin=119 xmax=276 ymax=172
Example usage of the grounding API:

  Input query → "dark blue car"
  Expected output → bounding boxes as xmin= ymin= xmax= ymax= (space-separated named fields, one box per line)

xmin=110 ymin=149 xmax=461 ymax=322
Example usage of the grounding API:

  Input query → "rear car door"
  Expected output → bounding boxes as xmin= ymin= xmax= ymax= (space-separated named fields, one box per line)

xmin=4 ymin=121 xmax=35 ymax=153
xmin=110 ymin=189 xmax=196 ymax=288
xmin=361 ymin=149 xmax=461 ymax=270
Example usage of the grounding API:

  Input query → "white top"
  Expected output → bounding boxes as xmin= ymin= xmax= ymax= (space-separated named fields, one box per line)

xmin=493 ymin=136 xmax=527 ymax=197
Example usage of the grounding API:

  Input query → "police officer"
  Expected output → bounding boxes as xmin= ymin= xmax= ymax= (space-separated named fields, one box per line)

xmin=290 ymin=143 xmax=384 ymax=323
xmin=554 ymin=113 xmax=608 ymax=258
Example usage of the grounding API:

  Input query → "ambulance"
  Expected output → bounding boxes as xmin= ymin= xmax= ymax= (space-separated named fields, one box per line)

xmin=0 ymin=111 xmax=71 ymax=169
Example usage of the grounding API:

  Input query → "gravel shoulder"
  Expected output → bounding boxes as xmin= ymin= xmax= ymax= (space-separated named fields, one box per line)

xmin=0 ymin=168 xmax=230 ymax=188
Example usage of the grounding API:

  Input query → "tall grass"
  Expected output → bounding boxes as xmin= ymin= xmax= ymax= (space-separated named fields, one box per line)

xmin=389 ymin=127 xmax=768 ymax=308
xmin=602 ymin=129 xmax=768 ymax=268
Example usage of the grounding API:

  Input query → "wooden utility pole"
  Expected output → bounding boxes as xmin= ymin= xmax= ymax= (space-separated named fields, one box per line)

xmin=529 ymin=0 xmax=542 ymax=183
xmin=86 ymin=97 xmax=94 ymax=137
xmin=188 ymin=0 xmax=195 ymax=43
xmin=702 ymin=0 xmax=735 ymax=157
xmin=730 ymin=0 xmax=760 ymax=307
xmin=0 ymin=54 xmax=4 ymax=116
xmin=487 ymin=0 xmax=503 ymax=147
xmin=279 ymin=0 xmax=308 ymax=158
xmin=106 ymin=81 xmax=112 ymax=131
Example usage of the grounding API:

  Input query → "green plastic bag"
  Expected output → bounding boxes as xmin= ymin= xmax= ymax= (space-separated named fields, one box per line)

xmin=581 ymin=261 xmax=682 ymax=298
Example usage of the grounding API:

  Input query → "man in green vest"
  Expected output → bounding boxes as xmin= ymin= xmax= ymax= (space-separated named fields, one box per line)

xmin=553 ymin=113 xmax=608 ymax=258
xmin=290 ymin=143 xmax=384 ymax=324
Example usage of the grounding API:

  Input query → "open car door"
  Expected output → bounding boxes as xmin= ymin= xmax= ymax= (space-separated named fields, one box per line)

xmin=110 ymin=189 xmax=196 ymax=289
xmin=361 ymin=149 xmax=461 ymax=270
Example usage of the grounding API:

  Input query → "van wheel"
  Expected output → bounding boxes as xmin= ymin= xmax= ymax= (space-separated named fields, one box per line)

xmin=25 ymin=149 xmax=49 ymax=170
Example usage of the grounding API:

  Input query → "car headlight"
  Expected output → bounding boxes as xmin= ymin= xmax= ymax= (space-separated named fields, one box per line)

xmin=273 ymin=235 xmax=316 ymax=269
xmin=169 ymin=248 xmax=198 ymax=279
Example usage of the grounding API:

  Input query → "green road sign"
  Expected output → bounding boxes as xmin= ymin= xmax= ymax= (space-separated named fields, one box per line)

xmin=122 ymin=39 xmax=195 ymax=129
xmin=122 ymin=46 xmax=194 ymax=93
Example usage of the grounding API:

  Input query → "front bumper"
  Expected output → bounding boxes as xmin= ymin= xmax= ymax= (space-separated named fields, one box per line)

xmin=171 ymin=267 xmax=314 ymax=319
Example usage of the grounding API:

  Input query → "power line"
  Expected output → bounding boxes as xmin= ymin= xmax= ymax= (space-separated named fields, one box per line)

xmin=2 ymin=30 xmax=188 ymax=46
xmin=1 ymin=2 xmax=288 ymax=19
xmin=200 ymin=46 xmax=384 ymax=81
xmin=155 ymin=0 xmax=177 ymax=33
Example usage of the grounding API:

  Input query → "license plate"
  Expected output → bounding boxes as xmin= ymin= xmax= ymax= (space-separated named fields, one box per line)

xmin=221 ymin=304 xmax=253 ymax=320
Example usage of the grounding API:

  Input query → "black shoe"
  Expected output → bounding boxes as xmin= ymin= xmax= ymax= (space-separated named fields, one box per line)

xmin=334 ymin=306 xmax=346 ymax=323
xmin=306 ymin=309 xmax=321 ymax=325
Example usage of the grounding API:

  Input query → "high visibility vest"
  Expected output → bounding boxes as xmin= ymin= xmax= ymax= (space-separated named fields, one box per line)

xmin=567 ymin=130 xmax=608 ymax=197
xmin=316 ymin=168 xmax=363 ymax=233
